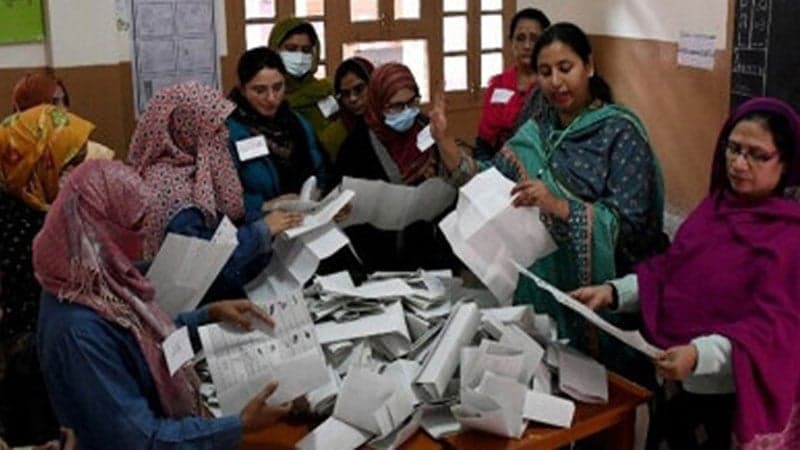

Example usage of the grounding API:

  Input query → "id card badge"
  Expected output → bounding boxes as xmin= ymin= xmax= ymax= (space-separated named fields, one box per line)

xmin=490 ymin=88 xmax=515 ymax=104
xmin=317 ymin=95 xmax=340 ymax=118
xmin=235 ymin=135 xmax=269 ymax=162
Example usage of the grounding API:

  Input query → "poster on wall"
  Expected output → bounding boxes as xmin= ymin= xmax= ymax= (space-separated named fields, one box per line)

xmin=0 ymin=0 xmax=45 ymax=44
xmin=129 ymin=0 xmax=220 ymax=114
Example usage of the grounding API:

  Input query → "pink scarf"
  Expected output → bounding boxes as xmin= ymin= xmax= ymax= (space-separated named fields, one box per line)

xmin=127 ymin=82 xmax=244 ymax=258
xmin=33 ymin=160 xmax=200 ymax=417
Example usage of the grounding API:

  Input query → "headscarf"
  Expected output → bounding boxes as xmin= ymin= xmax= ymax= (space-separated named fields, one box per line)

xmin=364 ymin=63 xmax=432 ymax=181
xmin=0 ymin=104 xmax=94 ymax=211
xmin=334 ymin=57 xmax=375 ymax=132
xmin=268 ymin=18 xmax=333 ymax=120
xmin=127 ymin=82 xmax=244 ymax=259
xmin=637 ymin=98 xmax=800 ymax=448
xmin=32 ymin=160 xmax=200 ymax=418
xmin=11 ymin=72 xmax=58 ymax=112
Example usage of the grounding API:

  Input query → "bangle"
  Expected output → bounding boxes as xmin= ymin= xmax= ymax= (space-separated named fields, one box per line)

xmin=606 ymin=282 xmax=619 ymax=310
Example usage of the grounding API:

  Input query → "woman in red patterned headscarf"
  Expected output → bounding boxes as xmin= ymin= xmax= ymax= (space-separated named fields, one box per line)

xmin=34 ymin=160 xmax=291 ymax=449
xmin=128 ymin=82 xmax=298 ymax=301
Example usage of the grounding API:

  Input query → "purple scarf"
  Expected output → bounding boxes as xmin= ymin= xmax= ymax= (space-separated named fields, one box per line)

xmin=637 ymin=98 xmax=800 ymax=448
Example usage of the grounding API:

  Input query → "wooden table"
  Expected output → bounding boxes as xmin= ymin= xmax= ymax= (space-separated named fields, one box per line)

xmin=241 ymin=372 xmax=650 ymax=450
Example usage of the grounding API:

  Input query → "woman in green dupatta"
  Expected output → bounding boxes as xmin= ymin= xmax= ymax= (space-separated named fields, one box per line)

xmin=268 ymin=18 xmax=334 ymax=144
xmin=433 ymin=23 xmax=666 ymax=385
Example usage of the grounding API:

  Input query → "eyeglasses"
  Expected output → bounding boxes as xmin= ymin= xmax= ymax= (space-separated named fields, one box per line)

xmin=384 ymin=96 xmax=420 ymax=115
xmin=724 ymin=140 xmax=780 ymax=165
xmin=335 ymin=82 xmax=367 ymax=101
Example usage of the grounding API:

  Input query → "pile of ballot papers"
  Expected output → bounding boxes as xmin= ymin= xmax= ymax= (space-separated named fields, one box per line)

xmin=185 ymin=268 xmax=623 ymax=450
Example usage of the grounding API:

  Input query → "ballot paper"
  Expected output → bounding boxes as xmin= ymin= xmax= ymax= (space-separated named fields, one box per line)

xmin=323 ymin=278 xmax=415 ymax=299
xmin=268 ymin=176 xmax=319 ymax=212
xmin=440 ymin=168 xmax=557 ymax=303
xmin=315 ymin=300 xmax=411 ymax=347
xmin=369 ymin=409 xmax=423 ymax=450
xmin=162 ymin=326 xmax=193 ymax=376
xmin=461 ymin=340 xmax=530 ymax=388
xmin=453 ymin=371 xmax=527 ymax=439
xmin=246 ymin=224 xmax=349 ymax=301
xmin=558 ymin=346 xmax=609 ymax=404
xmin=415 ymin=302 xmax=481 ymax=401
xmin=284 ymin=188 xmax=354 ymax=239
xmin=333 ymin=367 xmax=416 ymax=437
xmin=198 ymin=291 xmax=329 ymax=414
xmin=512 ymin=261 xmax=663 ymax=358
xmin=420 ymin=404 xmax=462 ymax=439
xmin=296 ymin=416 xmax=372 ymax=450
xmin=481 ymin=305 xmax=556 ymax=341
xmin=340 ymin=176 xmax=456 ymax=230
xmin=523 ymin=391 xmax=575 ymax=428
xmin=147 ymin=217 xmax=238 ymax=315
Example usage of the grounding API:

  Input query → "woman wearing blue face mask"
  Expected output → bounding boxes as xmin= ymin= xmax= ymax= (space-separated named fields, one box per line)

xmin=335 ymin=63 xmax=458 ymax=273
xmin=268 ymin=19 xmax=335 ymax=150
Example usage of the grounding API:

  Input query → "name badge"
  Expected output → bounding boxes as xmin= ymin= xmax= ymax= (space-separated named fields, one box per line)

xmin=317 ymin=95 xmax=340 ymax=118
xmin=490 ymin=88 xmax=515 ymax=104
xmin=235 ymin=135 xmax=269 ymax=162
xmin=416 ymin=125 xmax=435 ymax=152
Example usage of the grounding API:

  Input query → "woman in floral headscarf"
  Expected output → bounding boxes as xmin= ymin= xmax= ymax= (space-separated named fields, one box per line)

xmin=35 ymin=160 xmax=290 ymax=449
xmin=127 ymin=82 xmax=301 ymax=300
xmin=0 ymin=104 xmax=93 ymax=445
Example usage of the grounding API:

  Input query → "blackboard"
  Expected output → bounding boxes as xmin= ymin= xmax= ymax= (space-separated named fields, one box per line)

xmin=731 ymin=0 xmax=800 ymax=111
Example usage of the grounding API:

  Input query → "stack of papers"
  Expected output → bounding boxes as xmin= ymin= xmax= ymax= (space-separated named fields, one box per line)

xmin=198 ymin=290 xmax=329 ymax=413
xmin=340 ymin=176 xmax=456 ymax=230
xmin=147 ymin=217 xmax=238 ymax=315
xmin=439 ymin=168 xmax=557 ymax=304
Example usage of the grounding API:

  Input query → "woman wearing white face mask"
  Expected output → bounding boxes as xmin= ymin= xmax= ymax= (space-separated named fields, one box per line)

xmin=334 ymin=63 xmax=459 ymax=274
xmin=268 ymin=18 xmax=334 ymax=149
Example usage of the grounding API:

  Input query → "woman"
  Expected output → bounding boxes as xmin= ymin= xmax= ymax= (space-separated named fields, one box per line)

xmin=268 ymin=18 xmax=334 ymax=144
xmin=476 ymin=8 xmax=550 ymax=158
xmin=127 ymin=82 xmax=301 ymax=301
xmin=319 ymin=57 xmax=375 ymax=162
xmin=35 ymin=160 xmax=292 ymax=450
xmin=336 ymin=62 xmax=455 ymax=273
xmin=432 ymin=23 xmax=665 ymax=383
xmin=228 ymin=47 xmax=329 ymax=216
xmin=0 ymin=104 xmax=95 ymax=446
xmin=11 ymin=72 xmax=67 ymax=112
xmin=572 ymin=97 xmax=800 ymax=449
xmin=11 ymin=72 xmax=114 ymax=160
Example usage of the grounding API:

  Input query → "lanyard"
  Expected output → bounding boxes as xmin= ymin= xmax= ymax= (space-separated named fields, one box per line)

xmin=536 ymin=110 xmax=587 ymax=178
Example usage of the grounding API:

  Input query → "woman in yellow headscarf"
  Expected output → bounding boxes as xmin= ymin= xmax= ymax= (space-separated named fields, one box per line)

xmin=0 ymin=104 xmax=94 ymax=447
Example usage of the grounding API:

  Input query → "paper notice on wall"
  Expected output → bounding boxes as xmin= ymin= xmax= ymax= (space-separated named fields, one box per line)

xmin=677 ymin=32 xmax=716 ymax=70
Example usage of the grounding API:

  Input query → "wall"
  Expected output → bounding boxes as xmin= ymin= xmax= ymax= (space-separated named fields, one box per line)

xmin=0 ymin=0 xmax=233 ymax=156
xmin=518 ymin=0 xmax=733 ymax=213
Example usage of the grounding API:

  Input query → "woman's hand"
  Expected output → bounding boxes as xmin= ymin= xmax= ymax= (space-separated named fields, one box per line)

xmin=510 ymin=179 xmax=569 ymax=220
xmin=570 ymin=284 xmax=614 ymax=311
xmin=265 ymin=210 xmax=304 ymax=235
xmin=654 ymin=344 xmax=698 ymax=381
xmin=240 ymin=382 xmax=292 ymax=433
xmin=429 ymin=90 xmax=462 ymax=173
xmin=261 ymin=193 xmax=300 ymax=212
xmin=208 ymin=299 xmax=274 ymax=331
xmin=333 ymin=203 xmax=352 ymax=223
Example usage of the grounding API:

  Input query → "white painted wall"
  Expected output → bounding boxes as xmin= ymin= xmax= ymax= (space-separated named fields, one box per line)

xmin=517 ymin=0 xmax=729 ymax=49
xmin=0 ymin=0 xmax=228 ymax=69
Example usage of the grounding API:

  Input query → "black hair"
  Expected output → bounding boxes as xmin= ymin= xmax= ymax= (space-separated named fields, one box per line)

xmin=236 ymin=46 xmax=286 ymax=85
xmin=531 ymin=22 xmax=613 ymax=103
xmin=333 ymin=58 xmax=372 ymax=94
xmin=509 ymin=8 xmax=551 ymax=39
xmin=280 ymin=22 xmax=319 ymax=47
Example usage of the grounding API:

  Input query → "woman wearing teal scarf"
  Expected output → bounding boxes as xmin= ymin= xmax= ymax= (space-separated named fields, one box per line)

xmin=268 ymin=18 xmax=334 ymax=146
xmin=433 ymin=23 xmax=666 ymax=385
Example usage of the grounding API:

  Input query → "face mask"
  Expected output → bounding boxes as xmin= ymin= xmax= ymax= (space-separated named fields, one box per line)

xmin=384 ymin=107 xmax=419 ymax=133
xmin=280 ymin=51 xmax=313 ymax=78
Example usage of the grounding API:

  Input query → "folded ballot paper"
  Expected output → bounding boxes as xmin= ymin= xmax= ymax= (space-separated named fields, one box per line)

xmin=440 ymin=168 xmax=557 ymax=304
xmin=283 ymin=187 xmax=354 ymax=239
xmin=414 ymin=302 xmax=481 ymax=401
xmin=332 ymin=367 xmax=416 ymax=437
xmin=511 ymin=260 xmax=663 ymax=358
xmin=147 ymin=217 xmax=238 ymax=315
xmin=266 ymin=176 xmax=320 ymax=212
xmin=198 ymin=291 xmax=329 ymax=414
xmin=453 ymin=371 xmax=527 ymax=439
xmin=340 ymin=176 xmax=456 ymax=230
